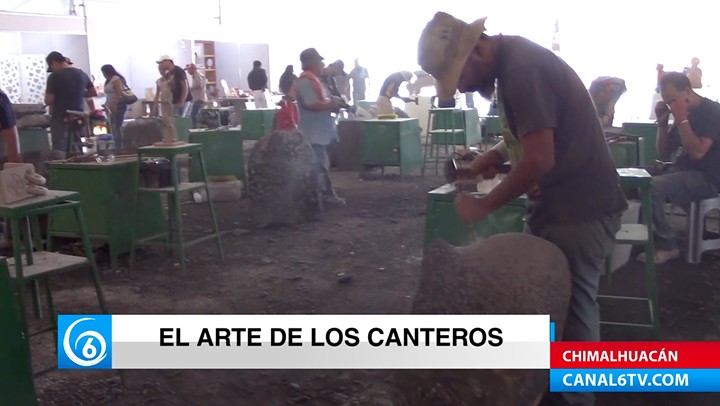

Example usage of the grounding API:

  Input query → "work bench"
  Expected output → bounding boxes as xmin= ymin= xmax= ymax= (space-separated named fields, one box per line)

xmin=360 ymin=118 xmax=423 ymax=179
xmin=188 ymin=128 xmax=245 ymax=182
xmin=424 ymin=181 xmax=527 ymax=249
xmin=48 ymin=157 xmax=166 ymax=268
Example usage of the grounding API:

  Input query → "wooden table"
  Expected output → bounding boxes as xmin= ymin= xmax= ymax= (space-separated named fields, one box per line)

xmin=331 ymin=119 xmax=365 ymax=171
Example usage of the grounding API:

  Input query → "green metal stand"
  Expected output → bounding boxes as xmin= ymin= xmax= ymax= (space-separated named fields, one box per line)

xmin=423 ymin=183 xmax=526 ymax=249
xmin=188 ymin=129 xmax=245 ymax=182
xmin=359 ymin=118 xmax=423 ymax=180
xmin=130 ymin=143 xmax=225 ymax=273
xmin=423 ymin=108 xmax=481 ymax=176
xmin=241 ymin=108 xmax=277 ymax=140
xmin=599 ymin=168 xmax=660 ymax=339
xmin=48 ymin=158 xmax=167 ymax=268
xmin=174 ymin=117 xmax=193 ymax=143
xmin=607 ymin=137 xmax=645 ymax=168
xmin=621 ymin=122 xmax=658 ymax=165
xmin=0 ymin=257 xmax=38 ymax=405
xmin=481 ymin=115 xmax=502 ymax=148
xmin=19 ymin=128 xmax=51 ymax=153
xmin=0 ymin=191 xmax=108 ymax=375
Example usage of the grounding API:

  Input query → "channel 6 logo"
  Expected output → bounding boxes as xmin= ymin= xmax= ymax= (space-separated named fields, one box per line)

xmin=58 ymin=315 xmax=112 ymax=369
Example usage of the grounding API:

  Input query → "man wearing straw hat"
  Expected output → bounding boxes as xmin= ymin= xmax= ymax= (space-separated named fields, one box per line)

xmin=418 ymin=12 xmax=628 ymax=405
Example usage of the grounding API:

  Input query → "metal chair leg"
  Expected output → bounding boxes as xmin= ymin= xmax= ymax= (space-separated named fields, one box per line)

xmin=44 ymin=277 xmax=57 ymax=353
xmin=73 ymin=205 xmax=108 ymax=314
xmin=686 ymin=201 xmax=700 ymax=264
xmin=129 ymin=155 xmax=142 ymax=271
xmin=197 ymin=151 xmax=224 ymax=260
xmin=10 ymin=218 xmax=31 ymax=365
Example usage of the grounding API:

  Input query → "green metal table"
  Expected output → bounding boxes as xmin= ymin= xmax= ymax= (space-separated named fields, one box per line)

xmin=360 ymin=118 xmax=423 ymax=179
xmin=175 ymin=117 xmax=193 ymax=143
xmin=188 ymin=128 xmax=245 ymax=182
xmin=423 ymin=170 xmax=659 ymax=338
xmin=19 ymin=128 xmax=50 ymax=153
xmin=424 ymin=182 xmax=527 ymax=249
xmin=429 ymin=108 xmax=482 ymax=146
xmin=48 ymin=157 xmax=167 ymax=268
xmin=621 ymin=122 xmax=658 ymax=165
xmin=607 ymin=138 xmax=644 ymax=168
xmin=241 ymin=108 xmax=277 ymax=140
xmin=0 ymin=190 xmax=107 ymax=374
xmin=0 ymin=256 xmax=38 ymax=405
xmin=332 ymin=119 xmax=365 ymax=171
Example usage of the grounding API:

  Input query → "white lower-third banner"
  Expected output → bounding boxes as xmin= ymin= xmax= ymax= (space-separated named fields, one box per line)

xmin=57 ymin=314 xmax=550 ymax=369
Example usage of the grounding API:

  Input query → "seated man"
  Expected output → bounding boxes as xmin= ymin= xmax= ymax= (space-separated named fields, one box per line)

xmin=638 ymin=72 xmax=720 ymax=264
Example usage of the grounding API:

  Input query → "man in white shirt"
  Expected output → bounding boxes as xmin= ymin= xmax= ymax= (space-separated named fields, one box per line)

xmin=185 ymin=63 xmax=207 ymax=128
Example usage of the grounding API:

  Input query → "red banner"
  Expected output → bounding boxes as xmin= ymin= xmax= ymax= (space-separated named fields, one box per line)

xmin=551 ymin=342 xmax=720 ymax=369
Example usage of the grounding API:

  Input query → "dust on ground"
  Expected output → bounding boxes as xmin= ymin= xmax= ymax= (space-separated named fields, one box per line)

xmin=22 ymin=169 xmax=720 ymax=406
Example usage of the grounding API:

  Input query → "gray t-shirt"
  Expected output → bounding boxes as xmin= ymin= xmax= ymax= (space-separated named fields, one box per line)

xmin=497 ymin=35 xmax=628 ymax=227
xmin=293 ymin=76 xmax=337 ymax=146
xmin=46 ymin=67 xmax=93 ymax=119
xmin=349 ymin=66 xmax=369 ymax=97
xmin=666 ymin=97 xmax=720 ymax=187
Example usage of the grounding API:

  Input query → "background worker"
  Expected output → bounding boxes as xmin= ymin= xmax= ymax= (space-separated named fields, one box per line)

xmin=376 ymin=71 xmax=415 ymax=117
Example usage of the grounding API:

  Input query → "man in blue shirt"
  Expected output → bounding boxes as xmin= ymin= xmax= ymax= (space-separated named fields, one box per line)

xmin=291 ymin=48 xmax=346 ymax=205
xmin=0 ymin=90 xmax=21 ymax=162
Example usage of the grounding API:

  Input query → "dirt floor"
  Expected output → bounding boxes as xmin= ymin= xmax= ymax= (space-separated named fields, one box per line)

xmin=18 ymin=163 xmax=720 ymax=406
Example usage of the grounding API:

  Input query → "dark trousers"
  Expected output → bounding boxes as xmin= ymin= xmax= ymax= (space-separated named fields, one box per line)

xmin=527 ymin=212 xmax=622 ymax=406
xmin=110 ymin=104 xmax=127 ymax=150
xmin=311 ymin=143 xmax=336 ymax=197
xmin=650 ymin=169 xmax=719 ymax=250
xmin=50 ymin=117 xmax=69 ymax=153
xmin=190 ymin=100 xmax=205 ymax=128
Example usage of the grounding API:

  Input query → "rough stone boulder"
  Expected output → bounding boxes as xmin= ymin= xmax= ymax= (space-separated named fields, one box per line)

xmin=393 ymin=233 xmax=572 ymax=406
xmin=11 ymin=104 xmax=46 ymax=117
xmin=247 ymin=129 xmax=320 ymax=227
xmin=16 ymin=114 xmax=50 ymax=130
xmin=121 ymin=117 xmax=165 ymax=151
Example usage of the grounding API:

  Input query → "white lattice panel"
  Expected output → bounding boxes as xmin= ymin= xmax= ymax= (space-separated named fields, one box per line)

xmin=20 ymin=55 xmax=47 ymax=104
xmin=0 ymin=55 xmax=21 ymax=103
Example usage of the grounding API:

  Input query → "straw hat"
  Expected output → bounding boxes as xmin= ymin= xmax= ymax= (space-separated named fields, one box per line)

xmin=417 ymin=12 xmax=486 ymax=100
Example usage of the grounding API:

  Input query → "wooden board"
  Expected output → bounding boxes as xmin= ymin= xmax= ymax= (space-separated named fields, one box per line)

xmin=153 ymin=140 xmax=188 ymax=147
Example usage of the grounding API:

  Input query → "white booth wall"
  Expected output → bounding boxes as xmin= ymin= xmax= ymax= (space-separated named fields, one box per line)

xmin=1 ymin=0 xmax=718 ymax=121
